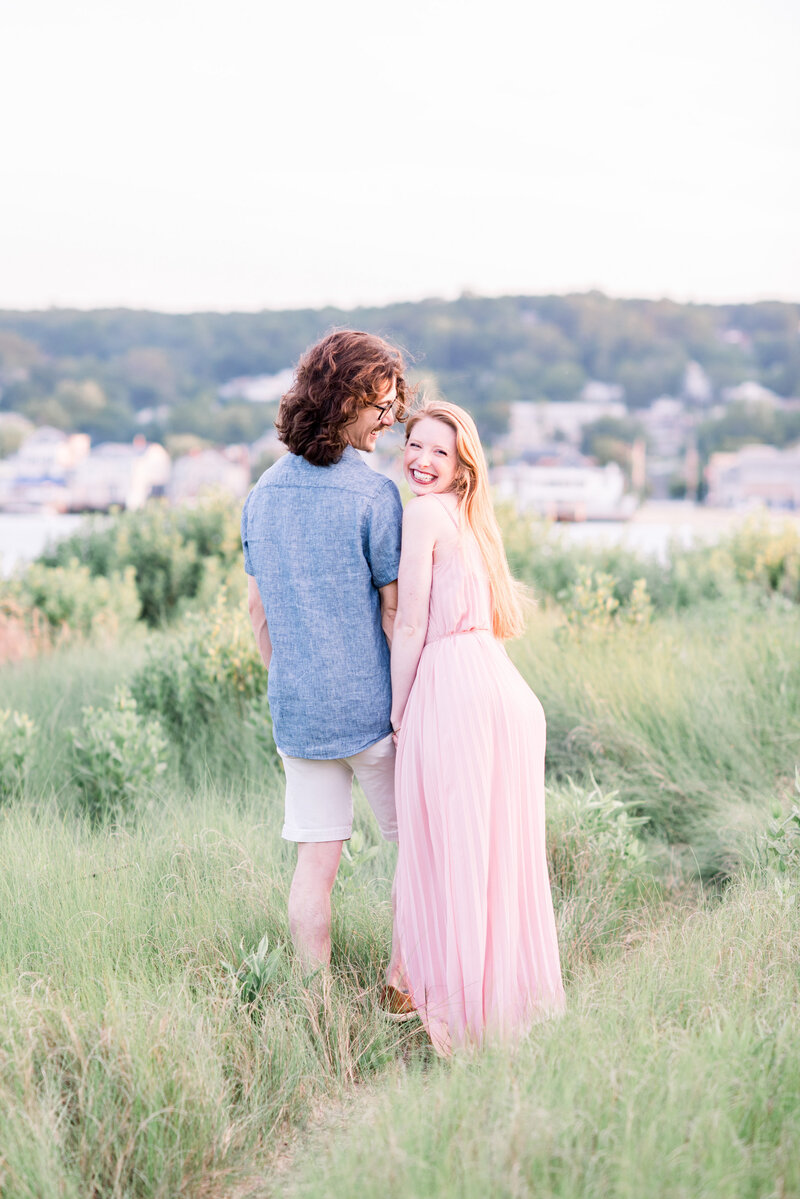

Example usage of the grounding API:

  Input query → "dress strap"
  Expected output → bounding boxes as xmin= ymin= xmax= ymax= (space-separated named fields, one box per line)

xmin=431 ymin=492 xmax=461 ymax=530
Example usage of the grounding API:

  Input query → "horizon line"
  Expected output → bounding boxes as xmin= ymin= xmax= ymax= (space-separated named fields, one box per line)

xmin=1 ymin=286 xmax=799 ymax=318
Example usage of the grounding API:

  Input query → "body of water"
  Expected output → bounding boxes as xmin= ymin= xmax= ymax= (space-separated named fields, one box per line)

xmin=0 ymin=513 xmax=88 ymax=576
xmin=1 ymin=502 xmax=796 ymax=578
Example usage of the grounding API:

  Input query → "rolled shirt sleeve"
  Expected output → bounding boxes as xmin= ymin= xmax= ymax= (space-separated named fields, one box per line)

xmin=364 ymin=478 xmax=403 ymax=588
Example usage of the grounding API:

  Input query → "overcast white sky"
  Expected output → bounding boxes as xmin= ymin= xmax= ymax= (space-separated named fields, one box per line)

xmin=1 ymin=0 xmax=798 ymax=312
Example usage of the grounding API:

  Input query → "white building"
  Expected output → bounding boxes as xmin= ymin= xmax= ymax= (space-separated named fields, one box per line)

xmin=721 ymin=381 xmax=781 ymax=408
xmin=580 ymin=381 xmax=625 ymax=404
xmin=0 ymin=427 xmax=90 ymax=511
xmin=705 ymin=444 xmax=800 ymax=509
xmin=641 ymin=396 xmax=692 ymax=459
xmin=249 ymin=430 xmax=286 ymax=469
xmin=168 ymin=446 xmax=250 ymax=503
xmin=683 ymin=361 xmax=713 ymax=405
xmin=493 ymin=457 xmax=635 ymax=521
xmin=67 ymin=440 xmax=171 ymax=511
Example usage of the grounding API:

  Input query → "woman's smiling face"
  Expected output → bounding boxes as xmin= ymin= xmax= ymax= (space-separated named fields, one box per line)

xmin=403 ymin=416 xmax=459 ymax=496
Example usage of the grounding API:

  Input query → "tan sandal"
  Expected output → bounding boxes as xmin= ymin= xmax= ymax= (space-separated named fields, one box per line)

xmin=379 ymin=984 xmax=418 ymax=1021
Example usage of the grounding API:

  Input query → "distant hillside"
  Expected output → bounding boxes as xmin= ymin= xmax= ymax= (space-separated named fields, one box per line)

xmin=0 ymin=293 xmax=798 ymax=446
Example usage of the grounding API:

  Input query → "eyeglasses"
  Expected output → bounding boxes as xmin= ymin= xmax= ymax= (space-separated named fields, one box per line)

xmin=367 ymin=399 xmax=397 ymax=420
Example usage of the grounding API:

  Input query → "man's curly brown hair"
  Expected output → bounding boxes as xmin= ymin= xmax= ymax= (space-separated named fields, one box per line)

xmin=275 ymin=329 xmax=413 ymax=466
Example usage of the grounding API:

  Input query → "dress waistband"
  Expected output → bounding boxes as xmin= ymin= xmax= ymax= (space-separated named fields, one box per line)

xmin=427 ymin=626 xmax=491 ymax=645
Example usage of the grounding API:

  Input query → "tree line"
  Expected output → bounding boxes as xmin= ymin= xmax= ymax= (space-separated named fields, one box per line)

xmin=0 ymin=292 xmax=798 ymax=449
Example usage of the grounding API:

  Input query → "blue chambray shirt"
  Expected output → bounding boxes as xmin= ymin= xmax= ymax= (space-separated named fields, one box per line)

xmin=241 ymin=446 xmax=403 ymax=759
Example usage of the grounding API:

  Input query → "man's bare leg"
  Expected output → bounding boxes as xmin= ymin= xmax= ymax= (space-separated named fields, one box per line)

xmin=288 ymin=840 xmax=343 ymax=971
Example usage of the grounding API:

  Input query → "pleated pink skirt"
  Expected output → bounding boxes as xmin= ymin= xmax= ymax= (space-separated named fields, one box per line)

xmin=393 ymin=630 xmax=565 ymax=1054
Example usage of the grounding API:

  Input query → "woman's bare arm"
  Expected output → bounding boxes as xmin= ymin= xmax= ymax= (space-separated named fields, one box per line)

xmin=390 ymin=499 xmax=440 ymax=732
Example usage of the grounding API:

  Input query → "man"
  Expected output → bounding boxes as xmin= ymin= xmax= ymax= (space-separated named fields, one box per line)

xmin=241 ymin=329 xmax=410 ymax=971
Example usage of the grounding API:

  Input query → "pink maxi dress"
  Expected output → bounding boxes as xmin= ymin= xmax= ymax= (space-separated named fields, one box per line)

xmin=393 ymin=500 xmax=565 ymax=1053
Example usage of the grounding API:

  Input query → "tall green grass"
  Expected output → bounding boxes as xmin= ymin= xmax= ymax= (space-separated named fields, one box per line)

xmin=1 ymin=639 xmax=151 ymax=800
xmin=0 ymin=791 xmax=430 ymax=1198
xmin=1 ymin=588 xmax=798 ymax=1196
xmin=1 ymin=638 xmax=149 ymax=725
xmin=0 ymin=770 xmax=676 ymax=1197
xmin=512 ymin=601 xmax=800 ymax=876
xmin=288 ymin=871 xmax=800 ymax=1199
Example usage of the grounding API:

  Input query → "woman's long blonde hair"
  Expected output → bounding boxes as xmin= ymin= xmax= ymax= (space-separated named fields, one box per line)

xmin=405 ymin=401 xmax=524 ymax=640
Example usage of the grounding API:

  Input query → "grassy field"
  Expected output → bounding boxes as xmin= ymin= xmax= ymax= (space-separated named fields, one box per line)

xmin=1 ymin=584 xmax=799 ymax=1197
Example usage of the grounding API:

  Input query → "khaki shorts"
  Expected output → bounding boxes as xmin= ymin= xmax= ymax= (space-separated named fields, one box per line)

xmin=278 ymin=733 xmax=398 ymax=843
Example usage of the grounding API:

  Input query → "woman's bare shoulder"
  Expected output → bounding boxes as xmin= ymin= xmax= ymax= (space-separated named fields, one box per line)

xmin=402 ymin=493 xmax=451 ymax=525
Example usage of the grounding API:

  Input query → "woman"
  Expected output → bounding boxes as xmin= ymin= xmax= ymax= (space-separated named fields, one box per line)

xmin=388 ymin=401 xmax=565 ymax=1054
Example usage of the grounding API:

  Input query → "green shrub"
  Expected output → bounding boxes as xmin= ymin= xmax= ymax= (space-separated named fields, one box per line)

xmin=725 ymin=515 xmax=800 ymax=602
xmin=174 ymin=493 xmax=244 ymax=564
xmin=336 ymin=828 xmax=381 ymax=892
xmin=557 ymin=567 xmax=654 ymax=635
xmin=0 ymin=709 xmax=36 ymax=802
xmin=69 ymin=686 xmax=167 ymax=823
xmin=547 ymin=778 xmax=654 ymax=975
xmin=498 ymin=506 xmax=800 ymax=612
xmin=106 ymin=507 xmax=202 ymax=625
xmin=513 ymin=603 xmax=800 ymax=870
xmin=763 ymin=806 xmax=800 ymax=873
xmin=549 ymin=779 xmax=650 ymax=878
xmin=760 ymin=769 xmax=800 ymax=875
xmin=561 ymin=565 xmax=620 ymax=630
xmin=2 ymin=561 xmax=140 ymax=638
xmin=130 ymin=592 xmax=276 ymax=773
xmin=41 ymin=495 xmax=243 ymax=625
xmin=222 ymin=931 xmax=286 ymax=1006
